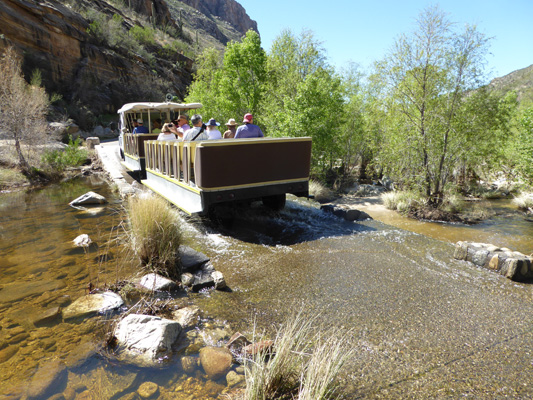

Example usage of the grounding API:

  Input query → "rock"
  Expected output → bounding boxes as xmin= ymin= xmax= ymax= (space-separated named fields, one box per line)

xmin=69 ymin=191 xmax=107 ymax=206
xmin=32 ymin=306 xmax=62 ymax=326
xmin=27 ymin=359 xmax=67 ymax=399
xmin=180 ymin=246 xmax=210 ymax=272
xmin=199 ymin=346 xmax=233 ymax=379
xmin=172 ymin=306 xmax=200 ymax=329
xmin=85 ymin=137 xmax=100 ymax=149
xmin=320 ymin=204 xmax=372 ymax=221
xmin=139 ymin=273 xmax=179 ymax=292
xmin=73 ymin=234 xmax=92 ymax=247
xmin=92 ymin=126 xmax=104 ymax=138
xmin=0 ymin=345 xmax=18 ymax=364
xmin=212 ymin=270 xmax=227 ymax=290
xmin=226 ymin=370 xmax=245 ymax=388
xmin=49 ymin=121 xmax=80 ymax=141
xmin=64 ymin=341 xmax=97 ymax=369
xmin=181 ymin=273 xmax=194 ymax=286
xmin=115 ymin=314 xmax=182 ymax=367
xmin=137 ymin=382 xmax=159 ymax=399
xmin=454 ymin=242 xmax=533 ymax=281
xmin=243 ymin=340 xmax=274 ymax=357
xmin=181 ymin=355 xmax=198 ymax=374
xmin=62 ymin=292 xmax=124 ymax=320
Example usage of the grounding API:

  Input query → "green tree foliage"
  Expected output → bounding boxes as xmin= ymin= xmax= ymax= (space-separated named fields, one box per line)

xmin=514 ymin=106 xmax=533 ymax=182
xmin=372 ymin=6 xmax=503 ymax=204
xmin=262 ymin=30 xmax=344 ymax=174
xmin=185 ymin=30 xmax=266 ymax=125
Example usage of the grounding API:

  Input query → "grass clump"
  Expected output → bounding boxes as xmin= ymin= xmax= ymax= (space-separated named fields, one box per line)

xmin=513 ymin=192 xmax=533 ymax=211
xmin=309 ymin=180 xmax=335 ymax=203
xmin=126 ymin=194 xmax=182 ymax=278
xmin=244 ymin=312 xmax=353 ymax=400
xmin=381 ymin=190 xmax=425 ymax=214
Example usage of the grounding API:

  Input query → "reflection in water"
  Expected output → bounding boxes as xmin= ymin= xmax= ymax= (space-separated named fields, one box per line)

xmin=1 ymin=182 xmax=532 ymax=399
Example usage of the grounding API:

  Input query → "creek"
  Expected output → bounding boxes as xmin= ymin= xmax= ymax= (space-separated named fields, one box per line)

xmin=1 ymin=177 xmax=532 ymax=399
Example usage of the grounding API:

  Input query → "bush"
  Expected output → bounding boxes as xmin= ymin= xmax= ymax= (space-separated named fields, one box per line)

xmin=309 ymin=180 xmax=335 ymax=203
xmin=244 ymin=312 xmax=353 ymax=400
xmin=41 ymin=136 xmax=89 ymax=172
xmin=126 ymin=194 xmax=182 ymax=278
xmin=130 ymin=25 xmax=156 ymax=47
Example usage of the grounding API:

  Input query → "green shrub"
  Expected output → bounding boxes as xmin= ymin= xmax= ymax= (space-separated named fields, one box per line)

xmin=513 ymin=192 xmax=533 ymax=211
xmin=130 ymin=25 xmax=156 ymax=46
xmin=41 ymin=136 xmax=88 ymax=171
xmin=126 ymin=194 xmax=182 ymax=278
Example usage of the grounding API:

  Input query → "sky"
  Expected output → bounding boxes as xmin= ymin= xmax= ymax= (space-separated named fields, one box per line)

xmin=236 ymin=0 xmax=533 ymax=81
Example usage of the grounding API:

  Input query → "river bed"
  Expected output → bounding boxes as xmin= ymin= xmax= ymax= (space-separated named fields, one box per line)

xmin=1 ymin=178 xmax=532 ymax=399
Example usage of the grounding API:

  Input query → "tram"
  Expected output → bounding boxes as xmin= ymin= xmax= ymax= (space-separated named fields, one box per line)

xmin=117 ymin=102 xmax=312 ymax=216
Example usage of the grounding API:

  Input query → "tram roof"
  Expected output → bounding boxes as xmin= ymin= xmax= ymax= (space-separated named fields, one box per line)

xmin=117 ymin=102 xmax=203 ymax=114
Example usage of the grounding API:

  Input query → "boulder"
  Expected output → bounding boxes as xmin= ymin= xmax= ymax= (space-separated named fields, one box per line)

xmin=320 ymin=204 xmax=372 ymax=221
xmin=172 ymin=306 xmax=200 ymax=329
xmin=138 ymin=273 xmax=179 ymax=292
xmin=62 ymin=292 xmax=124 ymax=320
xmin=114 ymin=314 xmax=182 ymax=367
xmin=199 ymin=346 xmax=233 ymax=379
xmin=180 ymin=246 xmax=210 ymax=272
xmin=212 ymin=270 xmax=227 ymax=290
xmin=85 ymin=137 xmax=100 ymax=150
xmin=69 ymin=191 xmax=107 ymax=206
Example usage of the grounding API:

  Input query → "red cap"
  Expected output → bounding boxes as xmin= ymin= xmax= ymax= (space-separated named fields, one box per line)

xmin=243 ymin=113 xmax=253 ymax=123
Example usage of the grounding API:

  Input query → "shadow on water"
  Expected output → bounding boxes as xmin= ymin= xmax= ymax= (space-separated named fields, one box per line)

xmin=195 ymin=198 xmax=377 ymax=246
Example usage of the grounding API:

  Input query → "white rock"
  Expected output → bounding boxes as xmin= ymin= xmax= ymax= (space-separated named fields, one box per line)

xmin=63 ymin=292 xmax=124 ymax=320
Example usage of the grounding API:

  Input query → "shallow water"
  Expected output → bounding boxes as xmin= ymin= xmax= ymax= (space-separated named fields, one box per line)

xmin=1 ymin=181 xmax=533 ymax=399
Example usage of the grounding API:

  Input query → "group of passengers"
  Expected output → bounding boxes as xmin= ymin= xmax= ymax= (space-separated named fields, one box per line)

xmin=148 ymin=113 xmax=264 ymax=142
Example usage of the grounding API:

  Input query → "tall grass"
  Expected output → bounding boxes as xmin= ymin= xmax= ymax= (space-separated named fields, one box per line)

xmin=381 ymin=190 xmax=424 ymax=213
xmin=309 ymin=180 xmax=334 ymax=203
xmin=126 ymin=194 xmax=182 ymax=278
xmin=244 ymin=312 xmax=354 ymax=400
xmin=513 ymin=192 xmax=533 ymax=211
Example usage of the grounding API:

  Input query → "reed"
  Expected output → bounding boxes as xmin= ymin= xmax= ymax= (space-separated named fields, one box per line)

xmin=381 ymin=190 xmax=424 ymax=213
xmin=126 ymin=194 xmax=182 ymax=278
xmin=244 ymin=312 xmax=353 ymax=400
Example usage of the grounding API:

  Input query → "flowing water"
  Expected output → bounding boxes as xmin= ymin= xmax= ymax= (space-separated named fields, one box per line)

xmin=1 ymin=178 xmax=532 ymax=399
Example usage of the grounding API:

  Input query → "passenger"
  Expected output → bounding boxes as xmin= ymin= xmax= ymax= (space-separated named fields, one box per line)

xmin=205 ymin=118 xmax=222 ymax=140
xmin=183 ymin=114 xmax=209 ymax=141
xmin=152 ymin=118 xmax=162 ymax=134
xmin=157 ymin=123 xmax=177 ymax=141
xmin=132 ymin=118 xmax=149 ymax=134
xmin=223 ymin=118 xmax=237 ymax=138
xmin=174 ymin=115 xmax=190 ymax=136
xmin=234 ymin=113 xmax=263 ymax=138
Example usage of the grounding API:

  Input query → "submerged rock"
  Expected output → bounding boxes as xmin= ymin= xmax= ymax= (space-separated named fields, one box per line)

xmin=199 ymin=346 xmax=233 ymax=379
xmin=27 ymin=359 xmax=67 ymax=399
xmin=115 ymin=314 xmax=182 ymax=367
xmin=63 ymin=292 xmax=124 ymax=320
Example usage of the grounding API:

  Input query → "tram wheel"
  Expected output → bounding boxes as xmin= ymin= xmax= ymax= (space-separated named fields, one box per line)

xmin=262 ymin=194 xmax=286 ymax=211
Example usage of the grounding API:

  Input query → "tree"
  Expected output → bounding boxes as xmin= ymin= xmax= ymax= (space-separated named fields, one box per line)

xmin=0 ymin=46 xmax=51 ymax=174
xmin=373 ymin=6 xmax=496 ymax=205
xmin=513 ymin=106 xmax=533 ymax=182
xmin=185 ymin=30 xmax=266 ymax=125
xmin=262 ymin=30 xmax=344 ymax=175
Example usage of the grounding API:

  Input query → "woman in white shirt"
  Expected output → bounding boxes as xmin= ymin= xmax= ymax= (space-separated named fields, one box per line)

xmin=157 ymin=123 xmax=178 ymax=141
xmin=205 ymin=118 xmax=222 ymax=140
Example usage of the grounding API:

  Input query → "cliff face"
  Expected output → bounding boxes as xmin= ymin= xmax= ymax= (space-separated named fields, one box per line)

xmin=0 ymin=0 xmax=193 ymax=122
xmin=179 ymin=0 xmax=257 ymax=36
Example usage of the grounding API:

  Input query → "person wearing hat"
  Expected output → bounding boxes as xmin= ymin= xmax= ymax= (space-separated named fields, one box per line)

xmin=235 ymin=113 xmax=263 ymax=138
xmin=132 ymin=118 xmax=149 ymax=134
xmin=223 ymin=118 xmax=237 ymax=138
xmin=205 ymin=118 xmax=222 ymax=140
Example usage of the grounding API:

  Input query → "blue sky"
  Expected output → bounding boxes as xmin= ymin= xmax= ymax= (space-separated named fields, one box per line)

xmin=236 ymin=0 xmax=533 ymax=81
